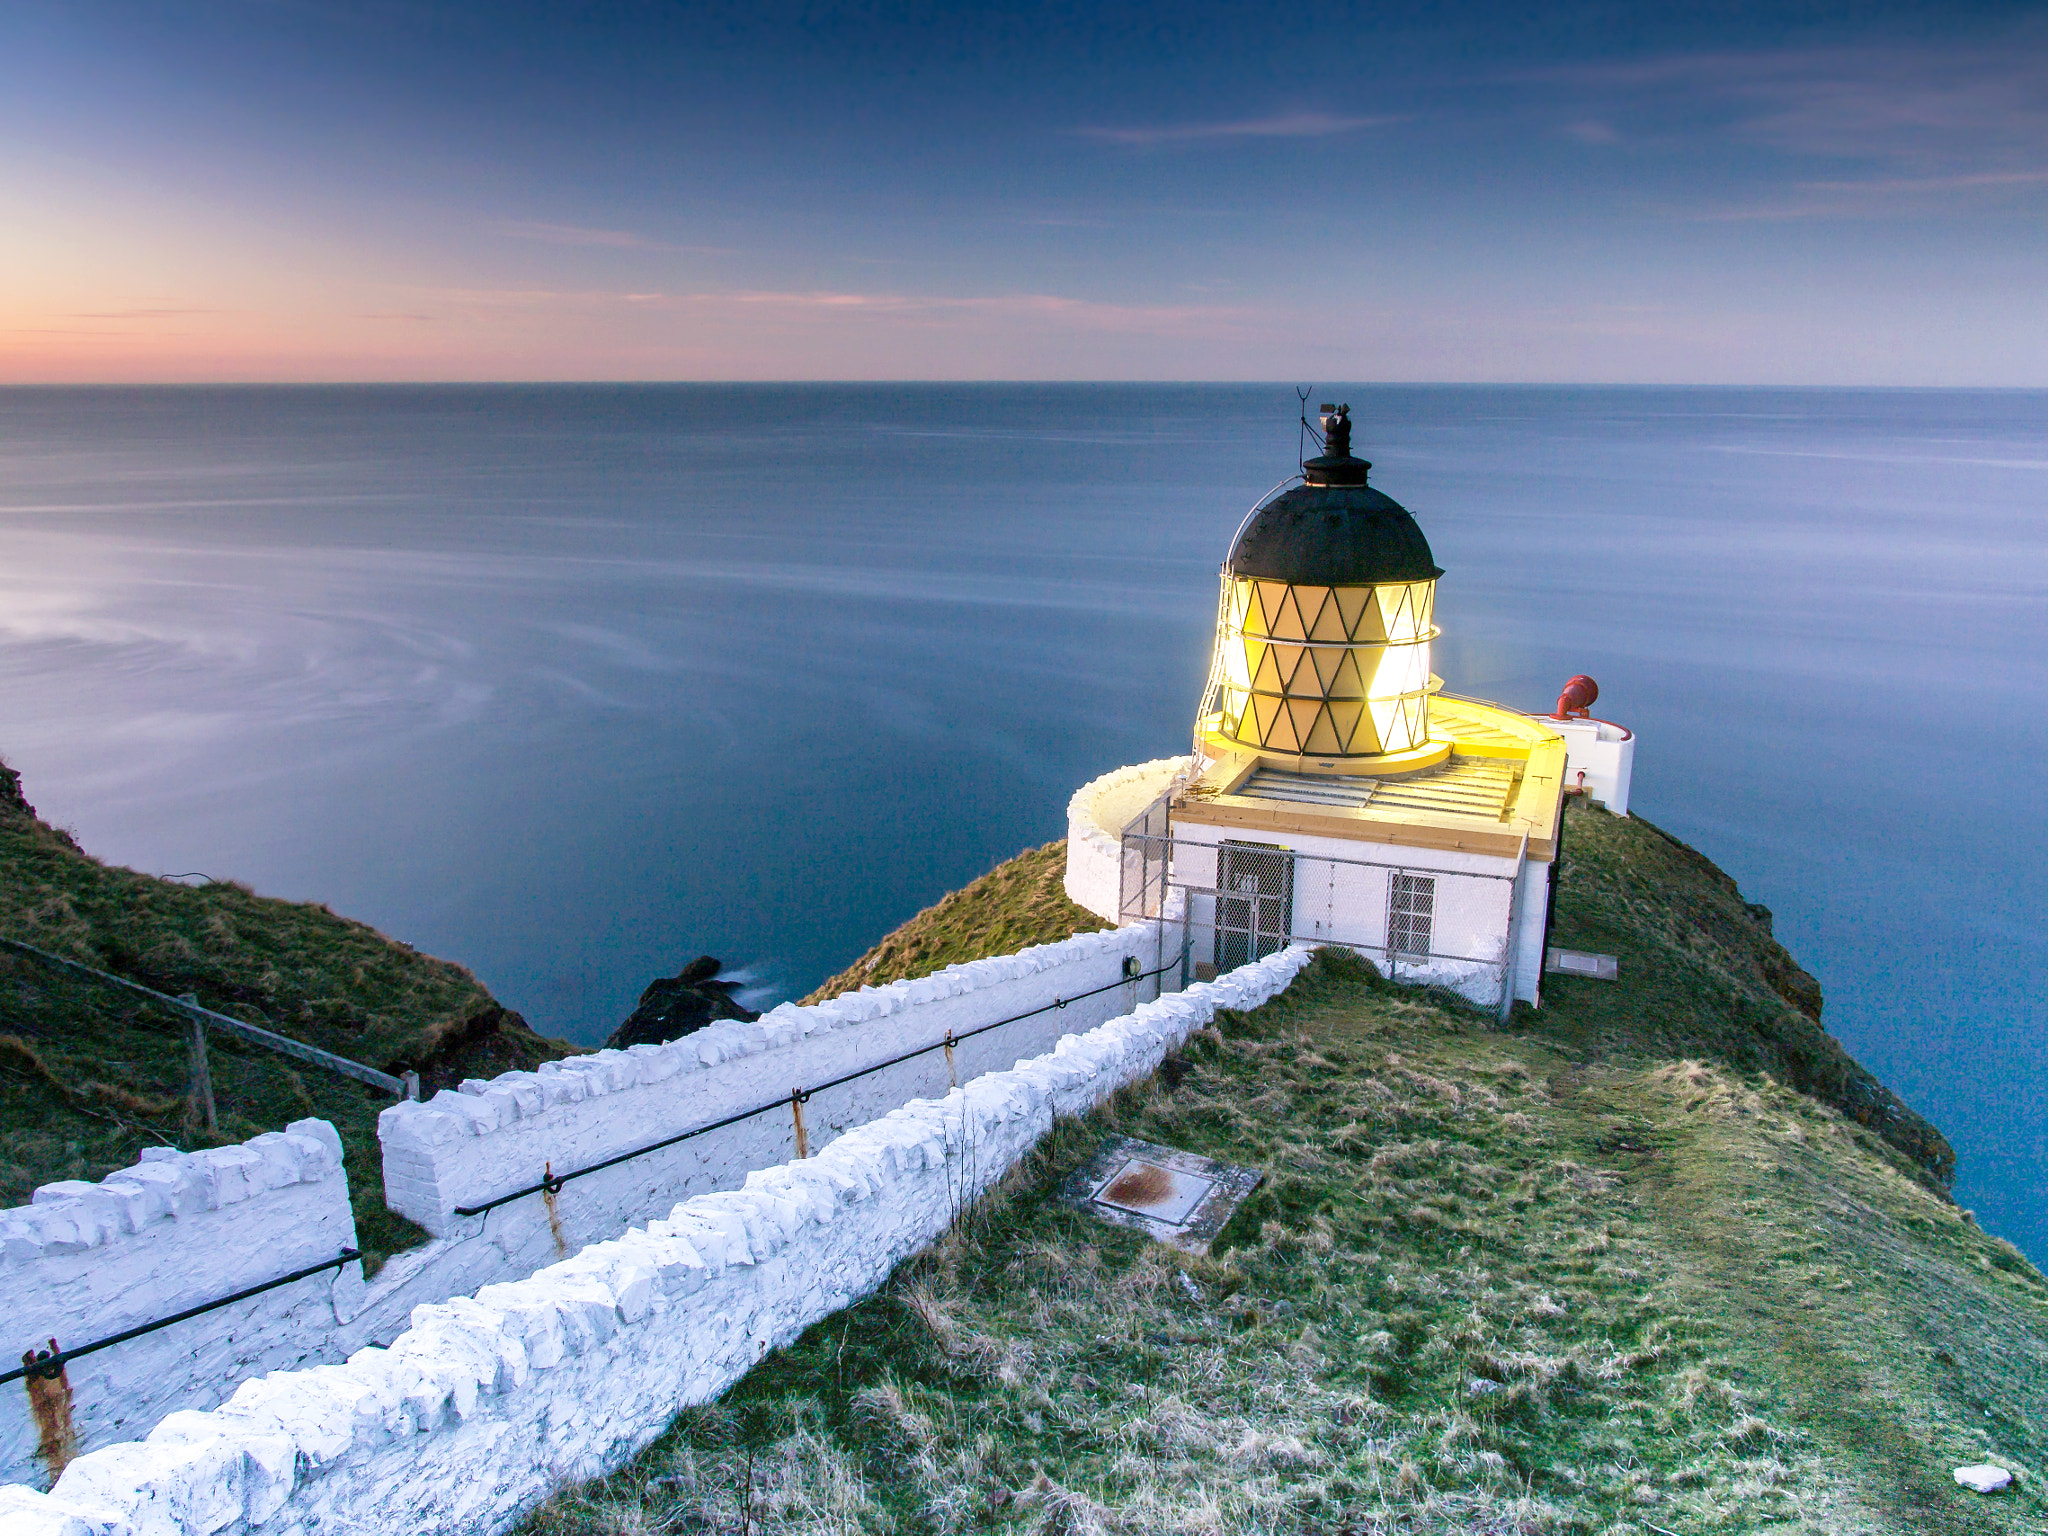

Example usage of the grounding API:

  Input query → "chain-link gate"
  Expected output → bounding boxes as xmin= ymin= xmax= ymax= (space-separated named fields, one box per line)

xmin=1118 ymin=830 xmax=1529 ymax=1020
xmin=1214 ymin=842 xmax=1294 ymax=971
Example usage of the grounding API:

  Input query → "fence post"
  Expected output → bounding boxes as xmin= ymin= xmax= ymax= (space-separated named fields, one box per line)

xmin=789 ymin=1089 xmax=809 ymax=1160
xmin=179 ymin=995 xmax=216 ymax=1132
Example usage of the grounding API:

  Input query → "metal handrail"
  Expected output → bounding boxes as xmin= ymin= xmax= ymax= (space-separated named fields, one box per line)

xmin=4 ymin=1248 xmax=362 ymax=1386
xmin=0 ymin=936 xmax=417 ymax=1098
xmin=450 ymin=954 xmax=1182 ymax=1219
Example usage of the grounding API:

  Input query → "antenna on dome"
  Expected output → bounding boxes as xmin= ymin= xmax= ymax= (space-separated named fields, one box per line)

xmin=1296 ymin=386 xmax=1324 ymax=468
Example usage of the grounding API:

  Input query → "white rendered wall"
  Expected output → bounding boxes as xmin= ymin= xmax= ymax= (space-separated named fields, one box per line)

xmin=372 ymin=923 xmax=1181 ymax=1308
xmin=1064 ymin=757 xmax=1190 ymax=922
xmin=0 ymin=946 xmax=1315 ymax=1536
xmin=1549 ymin=718 xmax=1634 ymax=815
xmin=1509 ymin=857 xmax=1550 ymax=1005
xmin=0 ymin=920 xmax=1195 ymax=1494
xmin=1169 ymin=822 xmax=1539 ymax=1008
xmin=0 ymin=1123 xmax=361 ymax=1491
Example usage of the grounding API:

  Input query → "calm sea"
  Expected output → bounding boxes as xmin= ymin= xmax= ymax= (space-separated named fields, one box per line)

xmin=1 ymin=385 xmax=2042 ymax=1252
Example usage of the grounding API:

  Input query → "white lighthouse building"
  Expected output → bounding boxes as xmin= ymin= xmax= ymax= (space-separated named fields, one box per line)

xmin=1065 ymin=405 xmax=1635 ymax=1014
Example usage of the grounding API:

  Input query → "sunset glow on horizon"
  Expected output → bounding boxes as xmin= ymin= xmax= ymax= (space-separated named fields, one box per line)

xmin=5 ymin=1 xmax=2046 ymax=385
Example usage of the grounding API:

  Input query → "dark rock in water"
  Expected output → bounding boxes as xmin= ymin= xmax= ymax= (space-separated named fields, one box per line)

xmin=605 ymin=956 xmax=759 ymax=1049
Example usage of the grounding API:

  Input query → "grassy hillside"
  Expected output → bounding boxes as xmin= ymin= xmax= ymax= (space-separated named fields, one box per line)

xmin=531 ymin=802 xmax=2039 ymax=1535
xmin=0 ymin=759 xmax=578 ymax=1263
xmin=804 ymin=841 xmax=1110 ymax=1004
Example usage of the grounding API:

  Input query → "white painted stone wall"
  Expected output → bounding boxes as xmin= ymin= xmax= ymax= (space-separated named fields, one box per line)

xmin=0 ymin=1123 xmax=362 ymax=1492
xmin=1550 ymin=717 xmax=1634 ymax=815
xmin=369 ymin=923 xmax=1182 ymax=1322
xmin=1064 ymin=757 xmax=1191 ymax=921
xmin=0 ymin=920 xmax=1194 ymax=1493
xmin=0 ymin=946 xmax=1316 ymax=1536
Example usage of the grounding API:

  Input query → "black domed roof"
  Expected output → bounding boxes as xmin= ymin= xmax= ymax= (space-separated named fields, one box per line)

xmin=1228 ymin=482 xmax=1442 ymax=585
xmin=1228 ymin=407 xmax=1441 ymax=585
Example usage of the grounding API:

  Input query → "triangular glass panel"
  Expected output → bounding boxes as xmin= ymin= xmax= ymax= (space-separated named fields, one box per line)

xmin=1233 ymin=583 xmax=1260 ymax=637
xmin=1254 ymin=581 xmax=1290 ymax=637
xmin=1300 ymin=587 xmax=1343 ymax=643
xmin=1381 ymin=583 xmax=1415 ymax=641
xmin=1251 ymin=645 xmax=1285 ymax=693
xmin=1266 ymin=700 xmax=1301 ymax=751
xmin=1333 ymin=585 xmax=1374 ymax=639
xmin=1331 ymin=651 xmax=1367 ymax=698
xmin=1369 ymin=698 xmax=1401 ymax=748
xmin=1354 ymin=589 xmax=1389 ymax=644
xmin=1268 ymin=586 xmax=1308 ymax=641
xmin=1243 ymin=691 xmax=1271 ymax=744
xmin=1328 ymin=699 xmax=1367 ymax=751
xmin=1286 ymin=697 xmax=1322 ymax=740
xmin=1271 ymin=644 xmax=1309 ymax=692
xmin=1302 ymin=707 xmax=1342 ymax=756
xmin=1309 ymin=647 xmax=1347 ymax=693
xmin=1220 ymin=686 xmax=1248 ymax=735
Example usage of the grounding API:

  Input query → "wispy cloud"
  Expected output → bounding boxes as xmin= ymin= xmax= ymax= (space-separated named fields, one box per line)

xmin=410 ymin=284 xmax=1256 ymax=339
xmin=493 ymin=221 xmax=736 ymax=255
xmin=496 ymin=221 xmax=650 ymax=248
xmin=1072 ymin=111 xmax=1400 ymax=147
xmin=1532 ymin=33 xmax=2048 ymax=219
xmin=1561 ymin=119 xmax=1619 ymax=146
xmin=1684 ymin=168 xmax=2048 ymax=222
xmin=67 ymin=307 xmax=220 ymax=319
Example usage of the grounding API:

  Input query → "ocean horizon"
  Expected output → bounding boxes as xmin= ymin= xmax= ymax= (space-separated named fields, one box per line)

xmin=1 ymin=382 xmax=2042 ymax=1256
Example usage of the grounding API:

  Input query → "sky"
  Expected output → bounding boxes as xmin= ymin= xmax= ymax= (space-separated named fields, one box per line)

xmin=3 ymin=0 xmax=2045 ymax=383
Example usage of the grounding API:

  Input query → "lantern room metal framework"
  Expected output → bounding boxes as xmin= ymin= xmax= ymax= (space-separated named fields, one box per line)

xmin=1065 ymin=402 xmax=1636 ymax=1014
xmin=1195 ymin=403 xmax=1451 ymax=771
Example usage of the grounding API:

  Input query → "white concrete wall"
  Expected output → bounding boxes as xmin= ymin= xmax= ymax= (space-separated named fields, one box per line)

xmin=373 ymin=924 xmax=1178 ymax=1300
xmin=1509 ymin=857 xmax=1551 ymax=1006
xmin=1064 ymin=757 xmax=1190 ymax=921
xmin=0 ymin=1123 xmax=362 ymax=1491
xmin=1168 ymin=823 xmax=1534 ymax=1007
xmin=0 ymin=946 xmax=1315 ymax=1536
xmin=1550 ymin=717 xmax=1634 ymax=815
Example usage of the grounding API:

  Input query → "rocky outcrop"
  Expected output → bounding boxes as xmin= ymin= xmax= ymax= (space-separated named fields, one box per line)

xmin=603 ymin=956 xmax=758 ymax=1050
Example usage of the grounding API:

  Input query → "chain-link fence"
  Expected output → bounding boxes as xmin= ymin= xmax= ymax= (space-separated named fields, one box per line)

xmin=1118 ymin=828 xmax=1527 ymax=1021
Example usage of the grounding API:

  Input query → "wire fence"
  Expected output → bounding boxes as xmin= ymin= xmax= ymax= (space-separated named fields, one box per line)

xmin=452 ymin=951 xmax=1184 ymax=1218
xmin=0 ymin=936 xmax=419 ymax=1100
xmin=5 ymin=928 xmax=1215 ymax=1407
xmin=1118 ymin=830 xmax=1528 ymax=1022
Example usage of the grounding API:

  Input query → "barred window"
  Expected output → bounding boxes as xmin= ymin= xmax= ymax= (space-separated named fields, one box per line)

xmin=1387 ymin=872 xmax=1435 ymax=960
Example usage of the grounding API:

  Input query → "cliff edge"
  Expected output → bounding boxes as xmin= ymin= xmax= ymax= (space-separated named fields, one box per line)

xmin=530 ymin=799 xmax=2033 ymax=1536
xmin=0 ymin=758 xmax=576 ymax=1260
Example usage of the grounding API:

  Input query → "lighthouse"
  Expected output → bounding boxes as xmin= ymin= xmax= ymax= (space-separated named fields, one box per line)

xmin=1065 ymin=405 xmax=1635 ymax=1011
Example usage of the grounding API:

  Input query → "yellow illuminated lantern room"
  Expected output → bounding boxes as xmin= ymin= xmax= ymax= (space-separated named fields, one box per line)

xmin=1197 ymin=404 xmax=1449 ymax=772
xmin=1067 ymin=399 xmax=1635 ymax=1013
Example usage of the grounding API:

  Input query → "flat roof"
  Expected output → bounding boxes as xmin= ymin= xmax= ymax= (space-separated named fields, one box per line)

xmin=1171 ymin=695 xmax=1567 ymax=861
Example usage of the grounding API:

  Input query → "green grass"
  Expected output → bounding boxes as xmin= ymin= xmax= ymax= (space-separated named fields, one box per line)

xmin=527 ymin=804 xmax=2043 ymax=1534
xmin=804 ymin=842 xmax=1109 ymax=1004
xmin=0 ymin=758 xmax=580 ymax=1266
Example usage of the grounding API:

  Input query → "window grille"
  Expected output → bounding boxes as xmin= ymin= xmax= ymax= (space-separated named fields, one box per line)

xmin=1387 ymin=872 xmax=1435 ymax=961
